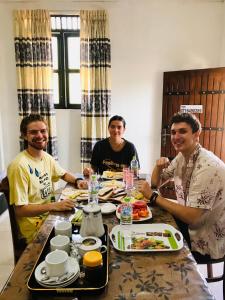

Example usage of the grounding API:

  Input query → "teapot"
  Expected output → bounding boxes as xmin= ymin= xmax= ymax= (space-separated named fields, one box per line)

xmin=80 ymin=203 xmax=105 ymax=238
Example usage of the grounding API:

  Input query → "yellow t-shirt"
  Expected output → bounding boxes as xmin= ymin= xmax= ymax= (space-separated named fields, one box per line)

xmin=7 ymin=150 xmax=66 ymax=243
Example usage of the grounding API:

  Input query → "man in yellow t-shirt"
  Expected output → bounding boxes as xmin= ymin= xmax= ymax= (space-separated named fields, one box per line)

xmin=7 ymin=114 xmax=87 ymax=243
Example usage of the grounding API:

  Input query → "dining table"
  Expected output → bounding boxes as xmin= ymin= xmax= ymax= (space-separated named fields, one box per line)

xmin=0 ymin=191 xmax=215 ymax=300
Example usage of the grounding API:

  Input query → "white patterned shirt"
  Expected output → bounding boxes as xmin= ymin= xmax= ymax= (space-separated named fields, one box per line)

xmin=161 ymin=144 xmax=225 ymax=259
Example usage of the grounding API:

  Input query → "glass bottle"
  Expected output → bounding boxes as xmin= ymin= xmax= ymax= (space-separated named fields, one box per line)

xmin=120 ymin=197 xmax=133 ymax=225
xmin=130 ymin=155 xmax=139 ymax=178
xmin=88 ymin=173 xmax=99 ymax=204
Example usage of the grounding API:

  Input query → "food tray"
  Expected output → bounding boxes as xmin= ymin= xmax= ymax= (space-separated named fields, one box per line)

xmin=110 ymin=223 xmax=183 ymax=252
xmin=27 ymin=224 xmax=109 ymax=296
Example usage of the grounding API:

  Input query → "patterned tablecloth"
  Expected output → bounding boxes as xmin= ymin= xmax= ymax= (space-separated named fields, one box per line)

xmin=0 ymin=206 xmax=215 ymax=300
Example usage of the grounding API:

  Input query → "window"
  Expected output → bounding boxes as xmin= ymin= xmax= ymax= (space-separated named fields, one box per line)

xmin=51 ymin=15 xmax=81 ymax=109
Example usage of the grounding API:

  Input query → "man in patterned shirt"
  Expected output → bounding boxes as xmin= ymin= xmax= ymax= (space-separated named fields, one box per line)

xmin=139 ymin=112 xmax=225 ymax=259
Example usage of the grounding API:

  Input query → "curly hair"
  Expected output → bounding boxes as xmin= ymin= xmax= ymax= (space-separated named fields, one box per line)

xmin=170 ymin=112 xmax=201 ymax=133
xmin=20 ymin=114 xmax=47 ymax=138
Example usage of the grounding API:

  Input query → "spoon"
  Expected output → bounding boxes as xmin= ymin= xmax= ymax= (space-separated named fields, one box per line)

xmin=41 ymin=272 xmax=75 ymax=283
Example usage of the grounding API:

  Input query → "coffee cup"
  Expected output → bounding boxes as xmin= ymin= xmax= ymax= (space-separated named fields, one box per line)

xmin=55 ymin=221 xmax=72 ymax=238
xmin=50 ymin=235 xmax=70 ymax=253
xmin=78 ymin=236 xmax=107 ymax=257
xmin=45 ymin=249 xmax=68 ymax=277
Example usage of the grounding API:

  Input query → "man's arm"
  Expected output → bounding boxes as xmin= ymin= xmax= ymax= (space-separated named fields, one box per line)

xmin=61 ymin=172 xmax=88 ymax=189
xmin=151 ymin=157 xmax=170 ymax=187
xmin=14 ymin=198 xmax=75 ymax=217
xmin=153 ymin=195 xmax=204 ymax=225
xmin=138 ymin=181 xmax=204 ymax=226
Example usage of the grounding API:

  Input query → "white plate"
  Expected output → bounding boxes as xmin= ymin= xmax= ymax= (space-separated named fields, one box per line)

xmin=102 ymin=171 xmax=123 ymax=180
xmin=61 ymin=188 xmax=88 ymax=200
xmin=116 ymin=205 xmax=152 ymax=222
xmin=99 ymin=203 xmax=117 ymax=214
xmin=100 ymin=180 xmax=125 ymax=189
xmin=110 ymin=223 xmax=183 ymax=252
xmin=35 ymin=256 xmax=80 ymax=288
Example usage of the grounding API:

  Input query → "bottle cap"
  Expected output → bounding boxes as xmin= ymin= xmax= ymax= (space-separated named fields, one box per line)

xmin=91 ymin=174 xmax=97 ymax=181
xmin=123 ymin=196 xmax=131 ymax=203
xmin=83 ymin=251 xmax=103 ymax=267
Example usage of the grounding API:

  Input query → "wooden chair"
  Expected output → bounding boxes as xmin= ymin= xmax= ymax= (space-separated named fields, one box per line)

xmin=0 ymin=176 xmax=27 ymax=264
xmin=194 ymin=255 xmax=225 ymax=300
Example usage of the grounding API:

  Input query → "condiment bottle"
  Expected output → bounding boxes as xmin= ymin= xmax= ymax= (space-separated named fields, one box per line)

xmin=83 ymin=251 xmax=104 ymax=284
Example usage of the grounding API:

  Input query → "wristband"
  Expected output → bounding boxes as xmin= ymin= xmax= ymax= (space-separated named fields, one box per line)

xmin=149 ymin=191 xmax=159 ymax=207
xmin=74 ymin=177 xmax=83 ymax=188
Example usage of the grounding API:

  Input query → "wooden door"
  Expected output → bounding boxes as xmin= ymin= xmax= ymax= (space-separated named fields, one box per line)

xmin=161 ymin=67 xmax=225 ymax=162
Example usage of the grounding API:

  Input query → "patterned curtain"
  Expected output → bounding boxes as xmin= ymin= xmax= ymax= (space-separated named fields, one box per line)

xmin=80 ymin=10 xmax=111 ymax=169
xmin=13 ymin=10 xmax=58 ymax=158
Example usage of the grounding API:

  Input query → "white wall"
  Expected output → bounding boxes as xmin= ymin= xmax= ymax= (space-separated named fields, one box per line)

xmin=0 ymin=0 xmax=224 ymax=174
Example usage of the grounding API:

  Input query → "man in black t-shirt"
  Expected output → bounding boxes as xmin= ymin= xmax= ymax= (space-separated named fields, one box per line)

xmin=83 ymin=115 xmax=139 ymax=175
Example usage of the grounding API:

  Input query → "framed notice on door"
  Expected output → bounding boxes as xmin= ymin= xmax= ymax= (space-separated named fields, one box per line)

xmin=180 ymin=105 xmax=203 ymax=114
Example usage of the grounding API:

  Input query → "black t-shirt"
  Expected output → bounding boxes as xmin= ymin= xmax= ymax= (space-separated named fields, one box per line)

xmin=90 ymin=138 xmax=139 ymax=174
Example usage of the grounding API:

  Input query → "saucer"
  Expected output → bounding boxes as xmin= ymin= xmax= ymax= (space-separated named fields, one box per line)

xmin=100 ymin=203 xmax=117 ymax=214
xmin=35 ymin=256 xmax=80 ymax=288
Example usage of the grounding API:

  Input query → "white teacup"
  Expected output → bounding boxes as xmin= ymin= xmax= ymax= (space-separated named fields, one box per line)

xmin=55 ymin=221 xmax=72 ymax=238
xmin=45 ymin=249 xmax=68 ymax=277
xmin=50 ymin=235 xmax=70 ymax=254
xmin=78 ymin=236 xmax=107 ymax=257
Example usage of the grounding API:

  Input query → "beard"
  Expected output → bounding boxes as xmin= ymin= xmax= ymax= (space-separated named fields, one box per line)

xmin=28 ymin=138 xmax=48 ymax=150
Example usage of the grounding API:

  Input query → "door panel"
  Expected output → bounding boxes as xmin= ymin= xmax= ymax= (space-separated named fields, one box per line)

xmin=161 ymin=67 xmax=225 ymax=162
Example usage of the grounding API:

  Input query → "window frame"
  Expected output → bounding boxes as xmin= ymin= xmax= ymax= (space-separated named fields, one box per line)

xmin=51 ymin=15 xmax=81 ymax=109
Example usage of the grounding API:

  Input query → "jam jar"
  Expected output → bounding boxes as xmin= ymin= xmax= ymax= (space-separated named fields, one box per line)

xmin=83 ymin=250 xmax=104 ymax=284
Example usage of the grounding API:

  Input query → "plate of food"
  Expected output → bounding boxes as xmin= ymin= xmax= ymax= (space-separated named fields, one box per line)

xmin=98 ymin=186 xmax=127 ymax=201
xmin=61 ymin=188 xmax=88 ymax=201
xmin=102 ymin=171 xmax=123 ymax=180
xmin=116 ymin=200 xmax=152 ymax=222
xmin=100 ymin=180 xmax=125 ymax=189
xmin=110 ymin=223 xmax=183 ymax=252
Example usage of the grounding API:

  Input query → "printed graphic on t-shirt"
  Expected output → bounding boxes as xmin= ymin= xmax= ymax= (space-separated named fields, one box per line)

xmin=39 ymin=172 xmax=51 ymax=199
xmin=102 ymin=159 xmax=123 ymax=171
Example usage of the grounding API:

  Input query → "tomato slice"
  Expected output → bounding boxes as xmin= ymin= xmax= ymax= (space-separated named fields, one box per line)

xmin=132 ymin=212 xmax=140 ymax=220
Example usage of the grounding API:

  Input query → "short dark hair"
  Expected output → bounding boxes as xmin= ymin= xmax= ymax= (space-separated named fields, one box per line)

xmin=20 ymin=114 xmax=47 ymax=138
xmin=108 ymin=115 xmax=126 ymax=128
xmin=170 ymin=112 xmax=201 ymax=133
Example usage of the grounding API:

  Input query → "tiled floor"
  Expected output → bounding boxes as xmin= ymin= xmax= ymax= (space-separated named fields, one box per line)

xmin=197 ymin=263 xmax=223 ymax=300
xmin=0 ymin=210 xmax=223 ymax=299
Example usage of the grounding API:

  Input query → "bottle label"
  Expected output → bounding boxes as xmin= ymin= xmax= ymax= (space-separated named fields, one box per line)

xmin=120 ymin=204 xmax=132 ymax=225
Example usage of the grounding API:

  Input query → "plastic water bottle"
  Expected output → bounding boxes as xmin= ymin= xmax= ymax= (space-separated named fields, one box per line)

xmin=130 ymin=155 xmax=139 ymax=178
xmin=89 ymin=174 xmax=99 ymax=204
xmin=120 ymin=197 xmax=133 ymax=225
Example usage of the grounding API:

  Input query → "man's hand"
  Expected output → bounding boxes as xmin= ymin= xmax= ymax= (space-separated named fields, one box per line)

xmin=137 ymin=180 xmax=152 ymax=199
xmin=51 ymin=199 xmax=75 ymax=212
xmin=83 ymin=167 xmax=93 ymax=178
xmin=77 ymin=179 xmax=88 ymax=189
xmin=156 ymin=157 xmax=170 ymax=170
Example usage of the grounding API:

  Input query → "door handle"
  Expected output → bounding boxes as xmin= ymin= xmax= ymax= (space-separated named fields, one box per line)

xmin=161 ymin=128 xmax=170 ymax=147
